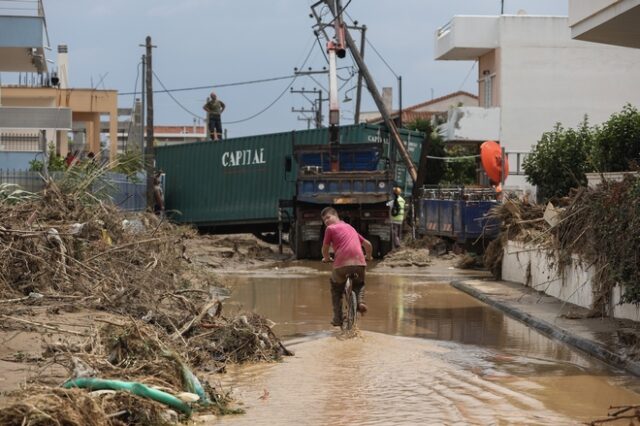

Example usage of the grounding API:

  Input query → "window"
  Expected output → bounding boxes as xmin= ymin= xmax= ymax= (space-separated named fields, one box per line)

xmin=482 ymin=70 xmax=494 ymax=107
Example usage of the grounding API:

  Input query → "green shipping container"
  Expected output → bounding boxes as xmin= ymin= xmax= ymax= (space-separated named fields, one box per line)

xmin=157 ymin=124 xmax=424 ymax=228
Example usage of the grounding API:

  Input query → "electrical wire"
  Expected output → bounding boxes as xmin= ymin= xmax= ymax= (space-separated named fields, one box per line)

xmin=226 ymin=39 xmax=318 ymax=125
xmin=152 ymin=70 xmax=204 ymax=120
xmin=124 ymin=61 xmax=141 ymax=149
xmin=344 ymin=10 xmax=399 ymax=79
xmin=118 ymin=74 xmax=297 ymax=96
xmin=458 ymin=60 xmax=478 ymax=91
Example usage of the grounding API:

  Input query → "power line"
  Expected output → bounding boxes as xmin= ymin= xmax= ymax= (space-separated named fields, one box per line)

xmin=125 ymin=61 xmax=142 ymax=148
xmin=344 ymin=11 xmax=398 ymax=79
xmin=226 ymin=39 xmax=317 ymax=125
xmin=118 ymin=74 xmax=297 ymax=96
xmin=152 ymin=69 xmax=204 ymax=120
xmin=458 ymin=60 xmax=478 ymax=91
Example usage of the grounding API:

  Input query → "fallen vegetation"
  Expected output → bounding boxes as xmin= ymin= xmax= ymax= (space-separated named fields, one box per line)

xmin=484 ymin=175 xmax=640 ymax=312
xmin=0 ymin=171 xmax=291 ymax=424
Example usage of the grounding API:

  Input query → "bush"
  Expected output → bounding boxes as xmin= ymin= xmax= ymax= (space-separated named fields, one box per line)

xmin=523 ymin=120 xmax=592 ymax=201
xmin=28 ymin=143 xmax=65 ymax=173
xmin=591 ymin=104 xmax=640 ymax=172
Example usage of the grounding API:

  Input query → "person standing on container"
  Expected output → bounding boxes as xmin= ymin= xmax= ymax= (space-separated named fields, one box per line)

xmin=203 ymin=91 xmax=225 ymax=141
xmin=321 ymin=207 xmax=373 ymax=326
xmin=389 ymin=186 xmax=405 ymax=249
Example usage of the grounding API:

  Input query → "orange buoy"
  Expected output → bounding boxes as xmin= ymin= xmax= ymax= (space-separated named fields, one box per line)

xmin=480 ymin=140 xmax=509 ymax=184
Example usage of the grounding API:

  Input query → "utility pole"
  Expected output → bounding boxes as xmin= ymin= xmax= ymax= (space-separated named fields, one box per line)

xmin=290 ymin=87 xmax=325 ymax=128
xmin=140 ymin=55 xmax=145 ymax=158
xmin=141 ymin=36 xmax=157 ymax=210
xmin=351 ymin=24 xmax=366 ymax=124
xmin=321 ymin=0 xmax=417 ymax=182
xmin=501 ymin=0 xmax=505 ymax=14
xmin=297 ymin=115 xmax=314 ymax=129
xmin=398 ymin=75 xmax=403 ymax=128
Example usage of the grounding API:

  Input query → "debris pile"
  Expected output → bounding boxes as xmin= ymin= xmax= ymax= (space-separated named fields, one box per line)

xmin=378 ymin=247 xmax=431 ymax=268
xmin=484 ymin=175 xmax=640 ymax=310
xmin=0 ymin=175 xmax=291 ymax=424
xmin=554 ymin=176 xmax=640 ymax=308
xmin=483 ymin=198 xmax=547 ymax=279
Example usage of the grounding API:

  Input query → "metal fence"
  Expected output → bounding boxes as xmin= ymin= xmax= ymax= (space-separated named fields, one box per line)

xmin=0 ymin=134 xmax=40 ymax=152
xmin=0 ymin=169 xmax=147 ymax=212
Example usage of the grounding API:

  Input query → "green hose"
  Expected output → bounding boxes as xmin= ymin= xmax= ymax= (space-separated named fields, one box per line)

xmin=180 ymin=363 xmax=210 ymax=405
xmin=63 ymin=377 xmax=192 ymax=415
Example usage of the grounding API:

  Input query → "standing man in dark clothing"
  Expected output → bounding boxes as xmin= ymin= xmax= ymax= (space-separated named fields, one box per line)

xmin=203 ymin=92 xmax=225 ymax=141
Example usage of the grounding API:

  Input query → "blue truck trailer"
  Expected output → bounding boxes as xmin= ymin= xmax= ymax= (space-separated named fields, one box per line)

xmin=417 ymin=186 xmax=499 ymax=244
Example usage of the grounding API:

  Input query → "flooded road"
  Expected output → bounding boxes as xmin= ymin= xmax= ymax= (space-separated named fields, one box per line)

xmin=213 ymin=264 xmax=640 ymax=425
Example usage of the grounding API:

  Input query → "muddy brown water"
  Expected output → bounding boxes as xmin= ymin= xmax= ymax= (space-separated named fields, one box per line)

xmin=212 ymin=262 xmax=640 ymax=425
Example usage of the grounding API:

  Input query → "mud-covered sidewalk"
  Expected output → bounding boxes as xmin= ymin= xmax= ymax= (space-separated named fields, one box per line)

xmin=452 ymin=278 xmax=640 ymax=376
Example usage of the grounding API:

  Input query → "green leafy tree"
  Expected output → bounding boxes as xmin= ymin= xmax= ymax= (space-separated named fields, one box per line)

xmin=591 ymin=104 xmax=640 ymax=172
xmin=523 ymin=119 xmax=592 ymax=201
xmin=441 ymin=145 xmax=476 ymax=185
xmin=406 ymin=118 xmax=477 ymax=185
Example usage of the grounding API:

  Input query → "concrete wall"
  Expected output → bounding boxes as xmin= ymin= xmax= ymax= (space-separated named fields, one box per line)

xmin=0 ymin=151 xmax=38 ymax=170
xmin=443 ymin=106 xmax=500 ymax=141
xmin=502 ymin=240 xmax=640 ymax=322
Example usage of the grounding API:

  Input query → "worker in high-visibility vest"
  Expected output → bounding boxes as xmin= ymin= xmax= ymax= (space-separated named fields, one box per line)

xmin=389 ymin=186 xmax=405 ymax=249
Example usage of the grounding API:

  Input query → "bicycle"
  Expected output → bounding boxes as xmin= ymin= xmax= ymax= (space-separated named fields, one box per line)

xmin=341 ymin=273 xmax=359 ymax=332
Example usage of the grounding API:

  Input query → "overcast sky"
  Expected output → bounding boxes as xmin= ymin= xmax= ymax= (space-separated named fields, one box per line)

xmin=41 ymin=0 xmax=568 ymax=137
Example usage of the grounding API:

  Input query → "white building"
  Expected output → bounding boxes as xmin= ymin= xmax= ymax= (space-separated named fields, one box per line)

xmin=569 ymin=0 xmax=640 ymax=48
xmin=434 ymin=13 xmax=640 ymax=190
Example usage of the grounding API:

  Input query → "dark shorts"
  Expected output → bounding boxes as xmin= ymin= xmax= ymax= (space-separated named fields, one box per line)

xmin=209 ymin=115 xmax=222 ymax=134
xmin=331 ymin=265 xmax=365 ymax=286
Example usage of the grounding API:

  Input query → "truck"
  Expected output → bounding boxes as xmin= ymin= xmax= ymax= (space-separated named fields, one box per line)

xmin=286 ymin=127 xmax=424 ymax=259
xmin=156 ymin=123 xmax=424 ymax=258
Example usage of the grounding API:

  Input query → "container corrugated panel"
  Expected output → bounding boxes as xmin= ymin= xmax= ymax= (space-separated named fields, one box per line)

xmin=158 ymin=131 xmax=296 ymax=225
xmin=157 ymin=123 xmax=424 ymax=227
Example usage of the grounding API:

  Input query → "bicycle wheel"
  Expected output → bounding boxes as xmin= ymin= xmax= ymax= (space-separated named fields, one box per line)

xmin=342 ymin=279 xmax=358 ymax=331
xmin=347 ymin=290 xmax=358 ymax=330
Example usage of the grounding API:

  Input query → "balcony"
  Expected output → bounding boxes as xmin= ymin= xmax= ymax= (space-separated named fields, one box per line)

xmin=434 ymin=16 xmax=499 ymax=61
xmin=439 ymin=107 xmax=500 ymax=142
xmin=0 ymin=0 xmax=50 ymax=72
xmin=569 ymin=0 xmax=640 ymax=48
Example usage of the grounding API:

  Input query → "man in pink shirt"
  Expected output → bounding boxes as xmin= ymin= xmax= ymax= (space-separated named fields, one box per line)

xmin=321 ymin=207 xmax=373 ymax=326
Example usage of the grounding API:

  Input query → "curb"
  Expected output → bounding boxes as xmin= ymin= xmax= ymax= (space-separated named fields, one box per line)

xmin=451 ymin=280 xmax=640 ymax=377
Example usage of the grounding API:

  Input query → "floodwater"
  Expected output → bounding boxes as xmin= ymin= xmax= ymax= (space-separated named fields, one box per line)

xmin=212 ymin=264 xmax=640 ymax=425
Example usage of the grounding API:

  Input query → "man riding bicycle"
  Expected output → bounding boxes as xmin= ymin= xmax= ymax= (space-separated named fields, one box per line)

xmin=321 ymin=207 xmax=373 ymax=327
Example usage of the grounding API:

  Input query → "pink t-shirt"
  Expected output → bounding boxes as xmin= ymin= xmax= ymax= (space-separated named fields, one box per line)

xmin=323 ymin=221 xmax=366 ymax=268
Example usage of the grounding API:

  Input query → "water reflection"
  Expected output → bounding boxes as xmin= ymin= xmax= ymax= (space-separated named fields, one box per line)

xmin=223 ymin=272 xmax=600 ymax=372
xmin=215 ymin=269 xmax=640 ymax=424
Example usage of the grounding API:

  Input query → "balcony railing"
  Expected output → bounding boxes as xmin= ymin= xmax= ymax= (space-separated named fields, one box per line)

xmin=506 ymin=151 xmax=529 ymax=176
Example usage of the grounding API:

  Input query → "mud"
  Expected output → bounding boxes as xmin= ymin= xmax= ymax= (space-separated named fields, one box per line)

xmin=214 ymin=266 xmax=640 ymax=425
xmin=185 ymin=234 xmax=291 ymax=272
xmin=2 ymin=232 xmax=639 ymax=425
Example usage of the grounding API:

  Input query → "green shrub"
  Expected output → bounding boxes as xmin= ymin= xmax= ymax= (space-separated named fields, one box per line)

xmin=591 ymin=104 xmax=640 ymax=172
xmin=405 ymin=118 xmax=476 ymax=185
xmin=523 ymin=119 xmax=592 ymax=200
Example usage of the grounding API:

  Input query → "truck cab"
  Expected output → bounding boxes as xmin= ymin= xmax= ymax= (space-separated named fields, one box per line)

xmin=289 ymin=143 xmax=394 ymax=259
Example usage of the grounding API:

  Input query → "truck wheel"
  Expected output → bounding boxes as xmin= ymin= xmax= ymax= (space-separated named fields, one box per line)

xmin=307 ymin=240 xmax=322 ymax=260
xmin=291 ymin=222 xmax=307 ymax=259
xmin=379 ymin=240 xmax=392 ymax=258
xmin=369 ymin=236 xmax=381 ymax=259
